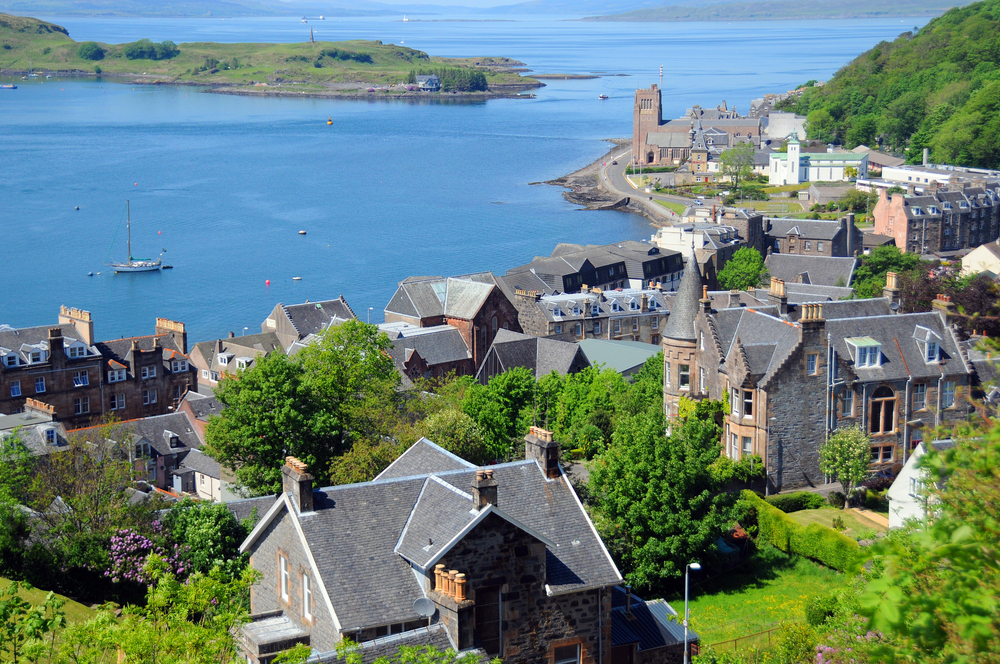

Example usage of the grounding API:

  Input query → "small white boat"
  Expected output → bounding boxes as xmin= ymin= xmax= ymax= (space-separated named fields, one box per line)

xmin=299 ymin=229 xmax=307 ymax=235
xmin=106 ymin=200 xmax=162 ymax=273
xmin=319 ymin=15 xmax=324 ymax=19
xmin=403 ymin=14 xmax=408 ymax=21
xmin=292 ymin=276 xmax=302 ymax=281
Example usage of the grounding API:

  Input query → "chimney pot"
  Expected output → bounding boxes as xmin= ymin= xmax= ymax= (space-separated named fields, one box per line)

xmin=434 ymin=564 xmax=446 ymax=592
xmin=229 ymin=331 xmax=235 ymax=338
xmin=472 ymin=468 xmax=499 ymax=510
xmin=281 ymin=456 xmax=313 ymax=514
xmin=448 ymin=570 xmax=458 ymax=597
xmin=455 ymin=574 xmax=467 ymax=601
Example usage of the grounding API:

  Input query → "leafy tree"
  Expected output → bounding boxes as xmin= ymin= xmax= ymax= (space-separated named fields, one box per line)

xmin=718 ymin=141 xmax=755 ymax=191
xmin=859 ymin=430 xmax=1000 ymax=661
xmin=77 ymin=41 xmax=104 ymax=61
xmin=886 ymin=185 xmax=905 ymax=195
xmin=0 ymin=581 xmax=66 ymax=663
xmin=328 ymin=440 xmax=405 ymax=486
xmin=844 ymin=115 xmax=879 ymax=148
xmin=417 ymin=409 xmax=491 ymax=465
xmin=819 ymin=426 xmax=871 ymax=509
xmin=461 ymin=367 xmax=535 ymax=461
xmin=844 ymin=165 xmax=858 ymax=180
xmin=837 ymin=187 xmax=877 ymax=214
xmin=807 ymin=108 xmax=836 ymax=142
xmin=852 ymin=245 xmax=925 ymax=298
xmin=717 ymin=247 xmax=768 ymax=291
xmin=160 ymin=499 xmax=251 ymax=580
xmin=206 ymin=320 xmax=400 ymax=495
xmin=407 ymin=70 xmax=417 ymax=84
xmin=123 ymin=38 xmax=179 ymax=60
xmin=589 ymin=402 xmax=732 ymax=591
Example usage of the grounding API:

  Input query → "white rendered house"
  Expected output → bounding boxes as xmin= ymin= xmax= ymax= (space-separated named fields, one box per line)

xmin=886 ymin=439 xmax=953 ymax=528
xmin=768 ymin=134 xmax=869 ymax=185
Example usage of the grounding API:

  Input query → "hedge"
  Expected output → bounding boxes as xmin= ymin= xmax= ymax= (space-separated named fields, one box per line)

xmin=741 ymin=490 xmax=866 ymax=572
xmin=764 ymin=491 xmax=826 ymax=513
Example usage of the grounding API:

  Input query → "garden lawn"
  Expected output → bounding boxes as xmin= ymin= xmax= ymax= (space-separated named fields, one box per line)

xmin=787 ymin=507 xmax=886 ymax=537
xmin=0 ymin=577 xmax=98 ymax=624
xmin=655 ymin=200 xmax=687 ymax=215
xmin=677 ymin=546 xmax=844 ymax=646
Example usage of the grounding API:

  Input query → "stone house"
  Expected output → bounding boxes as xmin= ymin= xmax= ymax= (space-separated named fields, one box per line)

xmin=766 ymin=215 xmax=862 ymax=257
xmin=383 ymin=273 xmax=521 ymax=369
xmin=476 ymin=329 xmax=590 ymax=384
xmin=0 ymin=398 xmax=70 ymax=456
xmin=764 ymin=254 xmax=857 ymax=288
xmin=664 ymin=263 xmax=976 ymax=491
xmin=176 ymin=391 xmax=223 ymax=444
xmin=511 ymin=287 xmax=671 ymax=345
xmin=0 ymin=307 xmax=104 ymax=429
xmin=190 ymin=332 xmax=284 ymax=395
xmin=873 ymin=184 xmax=1000 ymax=255
xmin=261 ymin=297 xmax=355 ymax=352
xmin=94 ymin=318 xmax=194 ymax=422
xmin=237 ymin=433 xmax=697 ymax=664
xmin=379 ymin=322 xmax=475 ymax=386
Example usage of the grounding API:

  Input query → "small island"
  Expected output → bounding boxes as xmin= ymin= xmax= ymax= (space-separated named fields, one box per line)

xmin=0 ymin=13 xmax=541 ymax=99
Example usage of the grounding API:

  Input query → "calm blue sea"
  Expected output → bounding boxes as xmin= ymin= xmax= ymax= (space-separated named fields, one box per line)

xmin=1 ymin=15 xmax=928 ymax=341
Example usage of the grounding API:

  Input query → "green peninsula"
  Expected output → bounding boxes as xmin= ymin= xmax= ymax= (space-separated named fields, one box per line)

xmin=777 ymin=0 xmax=1000 ymax=168
xmin=0 ymin=13 xmax=538 ymax=97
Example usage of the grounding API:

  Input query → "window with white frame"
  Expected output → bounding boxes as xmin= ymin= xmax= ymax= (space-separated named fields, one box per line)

xmin=10 ymin=381 xmax=20 ymax=398
xmin=909 ymin=477 xmax=919 ymax=497
xmin=742 ymin=437 xmax=753 ymax=454
xmin=913 ymin=383 xmax=926 ymax=410
xmin=614 ymin=320 xmax=621 ymax=334
xmin=848 ymin=338 xmax=881 ymax=367
xmin=807 ymin=353 xmax=818 ymax=375
xmin=108 ymin=369 xmax=126 ymax=383
xmin=141 ymin=366 xmax=157 ymax=380
xmin=35 ymin=377 xmax=45 ymax=393
xmin=74 ymin=397 xmax=89 ymax=415
xmin=925 ymin=341 xmax=938 ymax=363
xmin=731 ymin=433 xmax=739 ymax=458
xmin=818 ymin=241 xmax=824 ymax=252
xmin=652 ymin=316 xmax=658 ymax=330
xmin=143 ymin=389 xmax=157 ymax=405
xmin=280 ymin=556 xmax=290 ymax=602
xmin=67 ymin=345 xmax=86 ymax=358
xmin=632 ymin=318 xmax=639 ymax=332
xmin=218 ymin=355 xmax=229 ymax=366
xmin=201 ymin=369 xmax=210 ymax=379
xmin=590 ymin=304 xmax=600 ymax=315
xmin=665 ymin=362 xmax=671 ymax=388
xmin=29 ymin=351 xmax=43 ymax=363
xmin=210 ymin=371 xmax=220 ymax=382
xmin=731 ymin=387 xmax=740 ymax=416
xmin=943 ymin=381 xmax=956 ymax=408
xmin=629 ymin=300 xmax=639 ymax=311
xmin=109 ymin=394 xmax=124 ymax=411
xmin=303 ymin=573 xmax=313 ymax=620
xmin=135 ymin=441 xmax=150 ymax=458
xmin=612 ymin=302 xmax=622 ymax=312
xmin=679 ymin=365 xmax=690 ymax=390
xmin=743 ymin=390 xmax=753 ymax=418
xmin=699 ymin=367 xmax=706 ymax=393
xmin=172 ymin=360 xmax=188 ymax=373
xmin=554 ymin=324 xmax=562 ymax=335
xmin=575 ymin=323 xmax=582 ymax=337
xmin=553 ymin=645 xmax=580 ymax=664
xmin=3 ymin=354 xmax=17 ymax=368
xmin=700 ymin=331 xmax=705 ymax=350
xmin=73 ymin=370 xmax=88 ymax=387
xmin=594 ymin=321 xmax=601 ymax=335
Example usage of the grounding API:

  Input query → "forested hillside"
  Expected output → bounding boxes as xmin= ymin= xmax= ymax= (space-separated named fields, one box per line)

xmin=778 ymin=0 xmax=1000 ymax=168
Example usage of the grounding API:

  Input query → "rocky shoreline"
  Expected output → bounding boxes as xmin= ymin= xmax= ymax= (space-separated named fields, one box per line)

xmin=0 ymin=68 xmax=544 ymax=101
xmin=542 ymin=138 xmax=665 ymax=227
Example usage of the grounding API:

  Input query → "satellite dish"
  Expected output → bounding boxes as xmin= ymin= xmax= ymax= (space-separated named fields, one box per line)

xmin=413 ymin=598 xmax=435 ymax=618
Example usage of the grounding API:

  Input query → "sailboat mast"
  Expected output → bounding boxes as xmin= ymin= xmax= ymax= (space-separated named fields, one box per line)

xmin=126 ymin=200 xmax=131 ymax=261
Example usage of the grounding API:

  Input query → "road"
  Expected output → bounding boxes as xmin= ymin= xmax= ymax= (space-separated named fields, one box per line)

xmin=597 ymin=148 xmax=707 ymax=225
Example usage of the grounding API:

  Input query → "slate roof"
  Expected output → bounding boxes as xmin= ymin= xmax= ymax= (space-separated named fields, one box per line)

xmin=181 ymin=393 xmax=224 ymax=421
xmin=534 ymin=289 xmax=669 ymax=324
xmin=476 ymin=329 xmax=589 ymax=381
xmin=387 ymin=326 xmax=471 ymax=367
xmin=782 ymin=283 xmax=856 ymax=302
xmin=765 ymin=254 xmax=857 ymax=287
xmin=646 ymin=132 xmax=691 ymax=149
xmin=375 ymin=438 xmax=475 ymax=482
xmin=280 ymin=297 xmax=355 ymax=340
xmin=0 ymin=323 xmax=98 ymax=363
xmin=712 ymin=308 xmax=801 ymax=383
xmin=192 ymin=332 xmax=283 ymax=376
xmin=787 ymin=298 xmax=891 ymax=321
xmin=242 ymin=441 xmax=622 ymax=633
xmin=577 ymin=339 xmax=662 ymax=376
xmin=316 ymin=624 xmax=459 ymax=663
xmin=385 ymin=275 xmax=497 ymax=321
xmin=96 ymin=332 xmax=187 ymax=370
xmin=226 ymin=495 xmax=276 ymax=525
xmin=394 ymin=476 xmax=478 ymax=568
xmin=826 ymin=312 xmax=969 ymax=382
xmin=662 ymin=253 xmax=701 ymax=341
xmin=768 ymin=218 xmax=844 ymax=241
xmin=864 ymin=233 xmax=896 ymax=248
xmin=120 ymin=412 xmax=202 ymax=455
xmin=178 ymin=448 xmax=219 ymax=478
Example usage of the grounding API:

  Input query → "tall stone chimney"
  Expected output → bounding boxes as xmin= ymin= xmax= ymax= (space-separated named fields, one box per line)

xmin=156 ymin=318 xmax=187 ymax=354
xmin=525 ymin=426 xmax=560 ymax=478
xmin=883 ymin=271 xmax=901 ymax=311
xmin=282 ymin=457 xmax=314 ymax=514
xmin=768 ymin=277 xmax=788 ymax=315
xmin=932 ymin=293 xmax=955 ymax=325
xmin=58 ymin=306 xmax=93 ymax=345
xmin=48 ymin=327 xmax=64 ymax=358
xmin=471 ymin=469 xmax=498 ymax=510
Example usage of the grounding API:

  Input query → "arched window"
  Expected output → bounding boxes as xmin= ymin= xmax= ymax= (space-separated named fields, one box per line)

xmin=870 ymin=386 xmax=895 ymax=435
xmin=491 ymin=316 xmax=497 ymax=338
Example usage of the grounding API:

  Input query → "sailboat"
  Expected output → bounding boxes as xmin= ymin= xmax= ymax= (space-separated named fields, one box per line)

xmin=107 ymin=200 xmax=162 ymax=272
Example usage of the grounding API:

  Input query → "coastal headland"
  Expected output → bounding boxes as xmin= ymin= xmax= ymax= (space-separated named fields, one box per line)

xmin=0 ymin=13 xmax=541 ymax=99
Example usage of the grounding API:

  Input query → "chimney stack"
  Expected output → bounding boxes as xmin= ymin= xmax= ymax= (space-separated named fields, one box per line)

xmin=48 ymin=327 xmax=64 ymax=358
xmin=282 ymin=456 xmax=314 ymax=514
xmin=229 ymin=331 xmax=235 ymax=339
xmin=883 ymin=271 xmax=901 ymax=311
xmin=472 ymin=469 xmax=498 ymax=510
xmin=525 ymin=426 xmax=560 ymax=478
xmin=768 ymin=277 xmax=788 ymax=315
xmin=933 ymin=293 xmax=955 ymax=325
xmin=155 ymin=318 xmax=187 ymax=354
xmin=700 ymin=284 xmax=712 ymax=314
xmin=58 ymin=306 xmax=93 ymax=345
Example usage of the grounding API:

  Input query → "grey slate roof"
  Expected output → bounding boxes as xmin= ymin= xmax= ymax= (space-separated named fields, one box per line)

xmin=193 ymin=332 xmax=283 ymax=376
xmin=765 ymin=254 xmax=857 ymax=287
xmin=783 ymin=283 xmax=856 ymax=302
xmin=182 ymin=393 xmax=224 ymax=421
xmin=477 ymin=329 xmax=589 ymax=380
xmin=119 ymin=412 xmax=202 ymax=456
xmin=394 ymin=476 xmax=477 ymax=568
xmin=662 ymin=254 xmax=701 ymax=341
xmin=385 ymin=274 xmax=497 ymax=321
xmin=96 ymin=331 xmax=187 ymax=370
xmin=646 ymin=132 xmax=691 ymax=149
xmin=826 ymin=311 xmax=968 ymax=382
xmin=387 ymin=326 xmax=471 ymax=368
xmin=316 ymin=624 xmax=459 ymax=663
xmin=714 ymin=308 xmax=801 ymax=383
xmin=375 ymin=438 xmax=475 ymax=482
xmin=787 ymin=298 xmax=891 ymax=321
xmin=281 ymin=297 xmax=355 ymax=339
xmin=226 ymin=495 xmax=276 ymax=525
xmin=178 ymin=448 xmax=220 ymax=478
xmin=768 ymin=218 xmax=844 ymax=241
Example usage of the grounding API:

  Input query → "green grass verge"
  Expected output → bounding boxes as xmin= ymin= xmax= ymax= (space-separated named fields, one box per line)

xmin=762 ymin=183 xmax=810 ymax=194
xmin=787 ymin=508 xmax=886 ymax=536
xmin=677 ymin=546 xmax=844 ymax=645
xmin=655 ymin=200 xmax=687 ymax=215
xmin=0 ymin=13 xmax=533 ymax=89
xmin=0 ymin=577 xmax=98 ymax=624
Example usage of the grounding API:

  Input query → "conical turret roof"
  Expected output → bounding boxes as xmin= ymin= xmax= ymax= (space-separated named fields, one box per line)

xmin=663 ymin=249 xmax=702 ymax=341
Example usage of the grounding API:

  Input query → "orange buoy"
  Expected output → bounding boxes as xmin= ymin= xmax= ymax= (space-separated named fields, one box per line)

xmin=265 ymin=279 xmax=270 ymax=286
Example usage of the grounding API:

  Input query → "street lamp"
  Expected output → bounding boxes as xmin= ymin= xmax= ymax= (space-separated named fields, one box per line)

xmin=242 ymin=326 xmax=248 ymax=336
xmin=367 ymin=307 xmax=374 ymax=324
xmin=683 ymin=562 xmax=701 ymax=664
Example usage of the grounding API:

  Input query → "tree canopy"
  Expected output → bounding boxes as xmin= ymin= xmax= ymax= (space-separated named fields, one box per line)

xmin=718 ymin=141 xmax=756 ymax=191
xmin=820 ymin=426 xmax=872 ymax=508
xmin=778 ymin=0 xmax=1000 ymax=167
xmin=717 ymin=247 xmax=769 ymax=291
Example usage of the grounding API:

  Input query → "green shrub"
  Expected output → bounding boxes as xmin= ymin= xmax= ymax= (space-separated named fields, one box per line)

xmin=832 ymin=515 xmax=846 ymax=531
xmin=805 ymin=592 xmax=838 ymax=626
xmin=741 ymin=491 xmax=865 ymax=572
xmin=319 ymin=48 xmax=373 ymax=64
xmin=828 ymin=491 xmax=846 ymax=509
xmin=765 ymin=491 xmax=826 ymax=513
xmin=123 ymin=38 xmax=179 ymax=61
xmin=78 ymin=41 xmax=105 ymax=61
xmin=42 ymin=47 xmax=50 ymax=55
xmin=94 ymin=65 xmax=101 ymax=75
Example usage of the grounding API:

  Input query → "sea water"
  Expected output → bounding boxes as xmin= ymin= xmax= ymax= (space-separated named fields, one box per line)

xmin=0 ymin=15 xmax=927 ymax=340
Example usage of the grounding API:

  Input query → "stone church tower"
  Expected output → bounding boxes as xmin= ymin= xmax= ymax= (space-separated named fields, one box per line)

xmin=633 ymin=85 xmax=663 ymax=166
xmin=662 ymin=248 xmax=703 ymax=418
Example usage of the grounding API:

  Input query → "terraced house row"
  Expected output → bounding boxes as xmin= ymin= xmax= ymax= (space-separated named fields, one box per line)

xmin=874 ymin=182 xmax=1000 ymax=254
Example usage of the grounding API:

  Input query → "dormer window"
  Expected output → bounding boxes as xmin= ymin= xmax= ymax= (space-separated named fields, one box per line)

xmin=925 ymin=341 xmax=939 ymax=363
xmin=629 ymin=300 xmax=639 ymax=311
xmin=847 ymin=337 xmax=881 ymax=368
xmin=960 ymin=201 xmax=969 ymax=209
xmin=3 ymin=354 xmax=16 ymax=368
xmin=612 ymin=302 xmax=622 ymax=312
xmin=29 ymin=351 xmax=44 ymax=364
xmin=171 ymin=360 xmax=187 ymax=373
xmin=572 ymin=305 xmax=582 ymax=316
xmin=237 ymin=358 xmax=250 ymax=370
xmin=944 ymin=202 xmax=953 ymax=209
xmin=67 ymin=345 xmax=87 ymax=358
xmin=553 ymin=307 xmax=563 ymax=318
xmin=910 ymin=207 xmax=922 ymax=216
xmin=218 ymin=354 xmax=229 ymax=366
xmin=928 ymin=206 xmax=939 ymax=214
xmin=108 ymin=369 xmax=126 ymax=383
xmin=45 ymin=429 xmax=56 ymax=445
xmin=590 ymin=304 xmax=600 ymax=315
xmin=913 ymin=325 xmax=942 ymax=364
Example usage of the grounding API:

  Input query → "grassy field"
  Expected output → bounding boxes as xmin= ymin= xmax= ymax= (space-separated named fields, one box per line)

xmin=0 ymin=13 xmax=535 ymax=90
xmin=671 ymin=546 xmax=844 ymax=646
xmin=655 ymin=200 xmax=687 ymax=215
xmin=762 ymin=183 xmax=810 ymax=194
xmin=787 ymin=507 xmax=886 ymax=538
xmin=0 ymin=577 xmax=98 ymax=624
